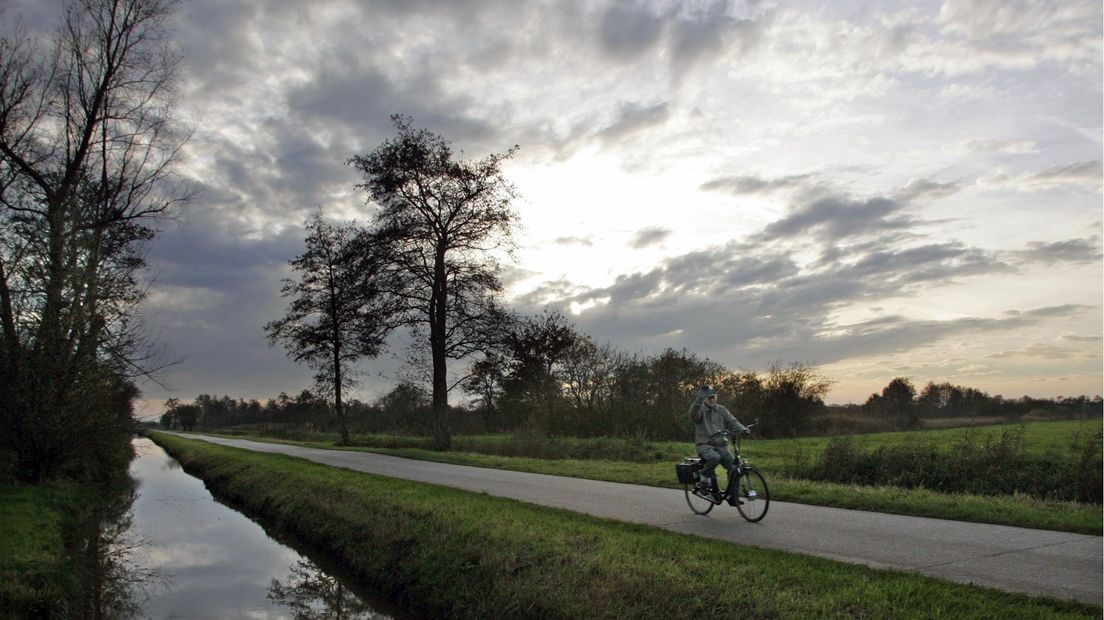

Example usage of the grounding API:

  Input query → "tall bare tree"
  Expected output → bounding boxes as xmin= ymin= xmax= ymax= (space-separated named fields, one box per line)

xmin=349 ymin=115 xmax=519 ymax=450
xmin=0 ymin=0 xmax=190 ymax=480
xmin=265 ymin=213 xmax=393 ymax=445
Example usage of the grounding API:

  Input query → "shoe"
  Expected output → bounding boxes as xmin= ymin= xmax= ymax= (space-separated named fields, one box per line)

xmin=710 ymin=488 xmax=723 ymax=503
xmin=728 ymin=495 xmax=744 ymax=506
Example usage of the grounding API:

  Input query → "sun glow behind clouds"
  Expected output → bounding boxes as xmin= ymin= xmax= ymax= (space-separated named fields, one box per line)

xmin=506 ymin=147 xmax=779 ymax=302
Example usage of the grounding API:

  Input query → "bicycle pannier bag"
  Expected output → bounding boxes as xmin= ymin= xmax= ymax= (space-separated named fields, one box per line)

xmin=676 ymin=462 xmax=700 ymax=484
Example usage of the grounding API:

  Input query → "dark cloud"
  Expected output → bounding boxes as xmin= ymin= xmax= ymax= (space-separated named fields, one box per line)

xmin=594 ymin=0 xmax=765 ymax=79
xmin=141 ymin=221 xmax=310 ymax=396
xmin=598 ymin=2 xmax=664 ymax=60
xmin=668 ymin=1 xmax=761 ymax=79
xmin=285 ymin=68 xmax=498 ymax=154
xmin=759 ymin=196 xmax=915 ymax=243
xmin=148 ymin=216 xmax=303 ymax=291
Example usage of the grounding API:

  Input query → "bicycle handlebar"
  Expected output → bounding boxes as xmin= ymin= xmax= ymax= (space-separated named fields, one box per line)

xmin=710 ymin=419 xmax=759 ymax=442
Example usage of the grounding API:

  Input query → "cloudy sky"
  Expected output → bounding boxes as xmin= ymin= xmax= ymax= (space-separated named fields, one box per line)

xmin=13 ymin=0 xmax=1102 ymax=415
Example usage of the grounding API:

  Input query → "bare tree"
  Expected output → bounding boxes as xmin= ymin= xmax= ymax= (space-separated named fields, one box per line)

xmin=265 ymin=213 xmax=393 ymax=445
xmin=349 ymin=115 xmax=519 ymax=450
xmin=0 ymin=0 xmax=190 ymax=480
xmin=761 ymin=362 xmax=834 ymax=437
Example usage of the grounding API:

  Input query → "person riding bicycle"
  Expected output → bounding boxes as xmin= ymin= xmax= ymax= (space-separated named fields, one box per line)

xmin=689 ymin=385 xmax=748 ymax=502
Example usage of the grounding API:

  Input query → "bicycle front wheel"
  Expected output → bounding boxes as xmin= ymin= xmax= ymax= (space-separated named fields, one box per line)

xmin=684 ymin=483 xmax=715 ymax=515
xmin=735 ymin=468 xmax=770 ymax=522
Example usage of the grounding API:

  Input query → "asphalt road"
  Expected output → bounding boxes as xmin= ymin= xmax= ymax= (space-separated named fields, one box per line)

xmin=166 ymin=433 xmax=1102 ymax=605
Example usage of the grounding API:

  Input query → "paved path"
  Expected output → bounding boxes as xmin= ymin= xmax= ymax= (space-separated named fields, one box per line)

xmin=168 ymin=433 xmax=1102 ymax=605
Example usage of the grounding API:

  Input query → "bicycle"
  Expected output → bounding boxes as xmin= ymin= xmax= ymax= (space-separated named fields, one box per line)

xmin=676 ymin=422 xmax=770 ymax=522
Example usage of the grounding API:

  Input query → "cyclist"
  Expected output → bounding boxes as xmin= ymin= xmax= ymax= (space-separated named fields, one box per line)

xmin=689 ymin=385 xmax=749 ymax=503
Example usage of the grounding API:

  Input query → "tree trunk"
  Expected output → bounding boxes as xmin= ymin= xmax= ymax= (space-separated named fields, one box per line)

xmin=431 ymin=249 xmax=450 ymax=451
xmin=335 ymin=346 xmax=350 ymax=446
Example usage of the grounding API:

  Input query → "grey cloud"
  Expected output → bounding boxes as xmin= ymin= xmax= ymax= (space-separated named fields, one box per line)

xmin=285 ymin=68 xmax=498 ymax=154
xmin=599 ymin=2 xmax=664 ymax=60
xmin=629 ymin=227 xmax=671 ymax=249
xmin=1028 ymin=161 xmax=1102 ymax=185
xmin=848 ymin=243 xmax=1006 ymax=284
xmin=512 ymin=278 xmax=593 ymax=310
xmin=664 ymin=247 xmax=798 ymax=291
xmin=760 ymin=196 xmax=914 ymax=243
xmin=597 ymin=102 xmax=671 ymax=144
xmin=193 ymin=132 xmax=347 ymax=229
xmin=594 ymin=0 xmax=764 ymax=77
xmin=142 ymin=223 xmax=311 ymax=396
xmin=1014 ymin=237 xmax=1102 ymax=265
xmin=173 ymin=0 xmax=270 ymax=97
xmin=525 ymin=191 xmax=1095 ymax=371
xmin=760 ymin=307 xmax=1089 ymax=367
xmin=149 ymin=217 xmax=304 ymax=291
xmin=554 ymin=236 xmax=594 ymax=247
xmin=986 ymin=344 xmax=1077 ymax=360
xmin=669 ymin=1 xmax=761 ymax=79
xmin=1014 ymin=304 xmax=1094 ymax=319
xmin=534 ymin=99 xmax=673 ymax=163
xmin=700 ymin=173 xmax=815 ymax=196
xmin=1062 ymin=334 xmax=1103 ymax=343
xmin=962 ymin=139 xmax=1038 ymax=155
xmin=2 ymin=0 xmax=63 ymax=34
xmin=894 ymin=178 xmax=962 ymax=203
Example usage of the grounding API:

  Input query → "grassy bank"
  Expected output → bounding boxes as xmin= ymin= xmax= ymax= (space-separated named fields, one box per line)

xmin=195 ymin=419 xmax=1103 ymax=535
xmin=0 ymin=483 xmax=82 ymax=615
xmin=151 ymin=433 xmax=1098 ymax=619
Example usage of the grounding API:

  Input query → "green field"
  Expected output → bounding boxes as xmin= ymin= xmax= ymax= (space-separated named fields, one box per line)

xmin=203 ymin=419 xmax=1103 ymax=534
xmin=150 ymin=433 xmax=1101 ymax=619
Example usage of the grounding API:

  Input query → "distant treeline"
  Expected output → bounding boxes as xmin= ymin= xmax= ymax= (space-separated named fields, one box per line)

xmin=159 ymin=335 xmax=1102 ymax=441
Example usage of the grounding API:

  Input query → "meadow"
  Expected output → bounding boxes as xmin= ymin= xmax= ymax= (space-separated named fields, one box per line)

xmin=207 ymin=419 xmax=1103 ymax=534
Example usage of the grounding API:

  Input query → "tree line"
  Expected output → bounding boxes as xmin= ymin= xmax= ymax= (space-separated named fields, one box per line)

xmin=160 ymin=327 xmax=1101 ymax=442
xmin=859 ymin=377 xmax=1102 ymax=427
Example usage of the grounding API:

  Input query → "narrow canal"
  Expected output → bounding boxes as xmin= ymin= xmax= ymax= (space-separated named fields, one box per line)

xmin=121 ymin=437 xmax=402 ymax=619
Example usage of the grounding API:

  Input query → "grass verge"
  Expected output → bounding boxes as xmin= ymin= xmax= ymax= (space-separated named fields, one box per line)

xmin=188 ymin=426 xmax=1103 ymax=535
xmin=0 ymin=483 xmax=83 ymax=615
xmin=150 ymin=432 xmax=1099 ymax=619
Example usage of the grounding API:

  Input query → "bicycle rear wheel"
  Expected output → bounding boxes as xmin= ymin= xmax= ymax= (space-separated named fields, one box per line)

xmin=684 ymin=483 xmax=715 ymax=515
xmin=734 ymin=468 xmax=770 ymax=522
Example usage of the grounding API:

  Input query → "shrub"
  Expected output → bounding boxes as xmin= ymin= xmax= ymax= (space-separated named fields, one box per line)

xmin=792 ymin=427 xmax=1101 ymax=504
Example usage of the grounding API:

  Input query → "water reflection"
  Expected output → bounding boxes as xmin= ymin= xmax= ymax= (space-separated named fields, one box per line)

xmin=125 ymin=437 xmax=396 ymax=619
xmin=71 ymin=474 xmax=165 ymax=619
xmin=269 ymin=559 xmax=385 ymax=619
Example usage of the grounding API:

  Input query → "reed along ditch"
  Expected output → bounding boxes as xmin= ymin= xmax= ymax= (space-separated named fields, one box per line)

xmin=111 ymin=437 xmax=403 ymax=619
